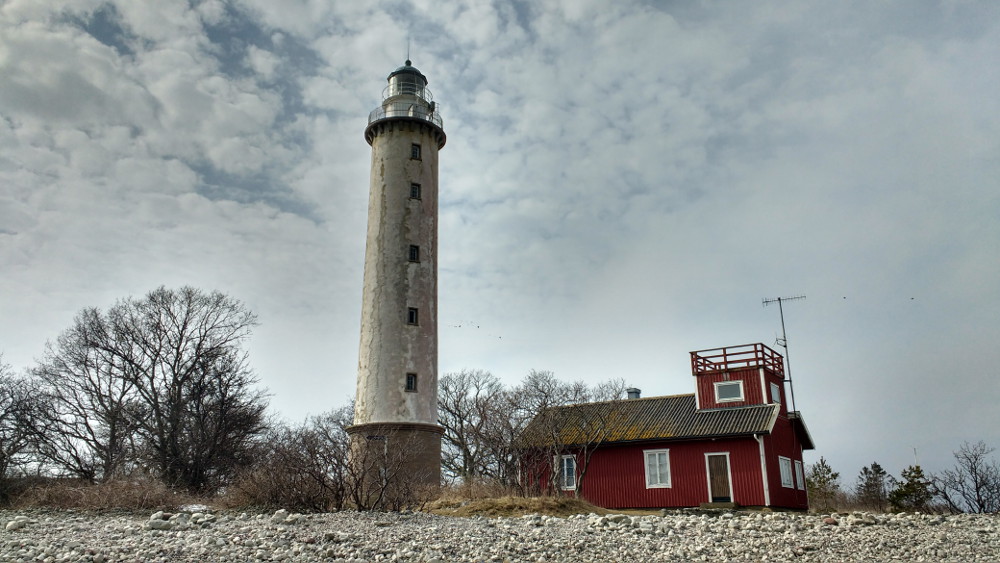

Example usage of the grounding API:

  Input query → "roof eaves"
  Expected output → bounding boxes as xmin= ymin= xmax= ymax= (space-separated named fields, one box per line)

xmin=788 ymin=411 xmax=815 ymax=450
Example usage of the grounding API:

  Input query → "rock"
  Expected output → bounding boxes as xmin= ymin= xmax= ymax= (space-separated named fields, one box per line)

xmin=1 ymin=508 xmax=999 ymax=561
xmin=823 ymin=517 xmax=839 ymax=526
xmin=145 ymin=519 xmax=173 ymax=531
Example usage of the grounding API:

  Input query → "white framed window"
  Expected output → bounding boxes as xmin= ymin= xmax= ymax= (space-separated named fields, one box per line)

xmin=405 ymin=373 xmax=418 ymax=392
xmin=770 ymin=382 xmax=781 ymax=405
xmin=779 ymin=456 xmax=794 ymax=488
xmin=714 ymin=380 xmax=744 ymax=403
xmin=410 ymin=182 xmax=422 ymax=199
xmin=557 ymin=455 xmax=576 ymax=490
xmin=794 ymin=460 xmax=805 ymax=490
xmin=644 ymin=449 xmax=671 ymax=488
xmin=411 ymin=143 xmax=421 ymax=160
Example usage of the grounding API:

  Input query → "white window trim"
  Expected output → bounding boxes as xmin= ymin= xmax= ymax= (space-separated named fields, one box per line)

xmin=770 ymin=382 xmax=781 ymax=405
xmin=714 ymin=380 xmax=744 ymax=403
xmin=794 ymin=460 xmax=805 ymax=491
xmin=779 ymin=456 xmax=794 ymax=488
xmin=643 ymin=449 xmax=671 ymax=488
xmin=557 ymin=455 xmax=576 ymax=491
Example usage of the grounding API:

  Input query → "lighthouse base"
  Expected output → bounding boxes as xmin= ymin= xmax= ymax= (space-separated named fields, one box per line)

xmin=346 ymin=422 xmax=443 ymax=509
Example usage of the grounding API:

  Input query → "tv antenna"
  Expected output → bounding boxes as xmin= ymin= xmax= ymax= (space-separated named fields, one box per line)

xmin=762 ymin=295 xmax=806 ymax=412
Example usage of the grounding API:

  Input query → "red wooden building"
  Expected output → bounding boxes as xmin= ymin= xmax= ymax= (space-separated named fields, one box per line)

xmin=520 ymin=343 xmax=814 ymax=510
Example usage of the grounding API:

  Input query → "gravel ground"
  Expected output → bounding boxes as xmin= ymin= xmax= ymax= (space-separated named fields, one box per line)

xmin=2 ymin=508 xmax=998 ymax=562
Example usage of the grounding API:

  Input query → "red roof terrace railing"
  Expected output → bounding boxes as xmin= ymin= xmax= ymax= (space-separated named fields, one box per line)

xmin=690 ymin=343 xmax=785 ymax=377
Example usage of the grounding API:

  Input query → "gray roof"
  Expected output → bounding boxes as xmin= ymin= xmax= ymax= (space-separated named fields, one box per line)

xmin=520 ymin=394 xmax=781 ymax=448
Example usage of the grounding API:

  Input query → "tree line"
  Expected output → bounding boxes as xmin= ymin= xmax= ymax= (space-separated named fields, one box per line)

xmin=3 ymin=286 xmax=999 ymax=513
xmin=806 ymin=441 xmax=1000 ymax=514
xmin=0 ymin=286 xmax=625 ymax=508
xmin=1 ymin=287 xmax=267 ymax=501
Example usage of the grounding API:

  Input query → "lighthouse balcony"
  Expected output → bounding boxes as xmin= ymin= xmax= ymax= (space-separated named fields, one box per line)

xmin=368 ymin=101 xmax=443 ymax=129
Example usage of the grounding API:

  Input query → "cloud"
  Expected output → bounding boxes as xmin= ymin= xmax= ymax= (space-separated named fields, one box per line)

xmin=1 ymin=0 xmax=998 ymax=480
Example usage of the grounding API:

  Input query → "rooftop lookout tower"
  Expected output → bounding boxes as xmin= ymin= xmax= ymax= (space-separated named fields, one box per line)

xmin=689 ymin=343 xmax=790 ymax=414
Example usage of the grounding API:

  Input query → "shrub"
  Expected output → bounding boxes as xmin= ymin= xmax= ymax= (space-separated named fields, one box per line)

xmin=13 ymin=478 xmax=198 ymax=511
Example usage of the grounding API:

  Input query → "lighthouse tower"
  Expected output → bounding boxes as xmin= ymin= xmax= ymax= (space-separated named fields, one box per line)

xmin=348 ymin=60 xmax=446 ymax=488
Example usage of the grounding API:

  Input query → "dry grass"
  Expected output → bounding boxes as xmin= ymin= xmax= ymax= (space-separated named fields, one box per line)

xmin=12 ymin=479 xmax=201 ymax=511
xmin=424 ymin=494 xmax=609 ymax=518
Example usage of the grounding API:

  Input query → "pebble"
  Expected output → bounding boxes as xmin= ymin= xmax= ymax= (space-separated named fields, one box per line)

xmin=1 ymin=509 xmax=997 ymax=562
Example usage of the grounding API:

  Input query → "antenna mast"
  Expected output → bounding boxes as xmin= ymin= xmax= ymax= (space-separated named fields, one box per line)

xmin=762 ymin=295 xmax=806 ymax=412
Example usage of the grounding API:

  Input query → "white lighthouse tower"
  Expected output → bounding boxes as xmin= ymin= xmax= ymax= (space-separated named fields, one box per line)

xmin=348 ymin=60 xmax=446 ymax=489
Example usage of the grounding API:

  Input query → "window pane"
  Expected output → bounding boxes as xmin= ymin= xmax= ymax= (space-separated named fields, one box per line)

xmin=657 ymin=453 xmax=669 ymax=483
xmin=645 ymin=450 xmax=669 ymax=487
xmin=561 ymin=456 xmax=576 ymax=489
xmin=779 ymin=457 xmax=793 ymax=488
xmin=717 ymin=382 xmax=742 ymax=400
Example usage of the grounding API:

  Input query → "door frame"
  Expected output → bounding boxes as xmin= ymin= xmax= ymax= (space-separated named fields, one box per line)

xmin=704 ymin=452 xmax=734 ymax=503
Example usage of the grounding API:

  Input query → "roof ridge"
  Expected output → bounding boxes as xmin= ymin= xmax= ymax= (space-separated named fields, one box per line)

xmin=559 ymin=392 xmax=694 ymax=409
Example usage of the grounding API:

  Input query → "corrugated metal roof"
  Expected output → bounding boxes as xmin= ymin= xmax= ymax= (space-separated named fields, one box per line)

xmin=520 ymin=394 xmax=779 ymax=448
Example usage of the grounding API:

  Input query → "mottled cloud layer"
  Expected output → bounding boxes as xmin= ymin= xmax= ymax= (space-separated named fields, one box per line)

xmin=2 ymin=0 xmax=998 ymax=476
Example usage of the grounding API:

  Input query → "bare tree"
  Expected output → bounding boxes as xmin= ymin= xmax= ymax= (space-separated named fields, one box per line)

xmin=438 ymin=369 xmax=503 ymax=482
xmin=515 ymin=372 xmax=626 ymax=498
xmin=230 ymin=405 xmax=353 ymax=511
xmin=932 ymin=441 xmax=1000 ymax=513
xmin=1 ymin=357 xmax=44 ymax=499
xmin=439 ymin=369 xmax=627 ymax=498
xmin=32 ymin=309 xmax=139 ymax=481
xmin=565 ymin=386 xmax=626 ymax=497
xmin=32 ymin=287 xmax=268 ymax=493
xmin=477 ymin=389 xmax=533 ymax=491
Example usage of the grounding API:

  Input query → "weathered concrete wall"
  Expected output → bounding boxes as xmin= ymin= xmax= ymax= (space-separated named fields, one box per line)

xmin=347 ymin=422 xmax=444 ymax=495
xmin=355 ymin=119 xmax=441 ymax=428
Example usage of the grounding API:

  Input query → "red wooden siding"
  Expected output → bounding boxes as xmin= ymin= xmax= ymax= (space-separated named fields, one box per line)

xmin=695 ymin=367 xmax=766 ymax=410
xmin=762 ymin=415 xmax=809 ymax=509
xmin=573 ymin=438 xmax=767 ymax=509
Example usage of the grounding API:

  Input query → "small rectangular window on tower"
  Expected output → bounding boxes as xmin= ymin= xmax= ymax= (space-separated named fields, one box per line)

xmin=408 ymin=245 xmax=420 ymax=262
xmin=405 ymin=373 xmax=418 ymax=392
xmin=410 ymin=144 xmax=421 ymax=160
xmin=407 ymin=307 xmax=419 ymax=325
xmin=410 ymin=183 xmax=421 ymax=199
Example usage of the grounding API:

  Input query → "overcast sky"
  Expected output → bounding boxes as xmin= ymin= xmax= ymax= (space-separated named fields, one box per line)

xmin=2 ymin=0 xmax=998 ymax=482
